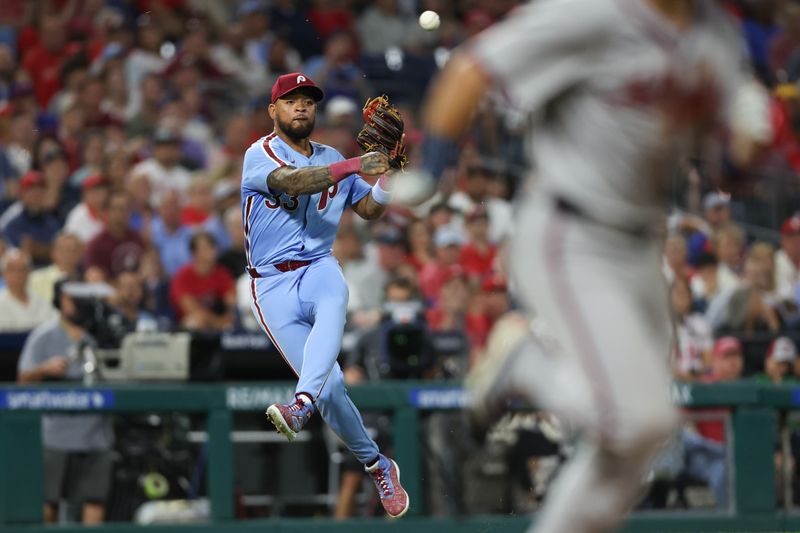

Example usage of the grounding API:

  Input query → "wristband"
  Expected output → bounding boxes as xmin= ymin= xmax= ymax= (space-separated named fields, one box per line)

xmin=371 ymin=175 xmax=392 ymax=205
xmin=377 ymin=174 xmax=393 ymax=191
xmin=329 ymin=158 xmax=361 ymax=183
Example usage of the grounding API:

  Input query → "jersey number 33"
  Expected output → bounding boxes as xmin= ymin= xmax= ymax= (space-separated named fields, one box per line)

xmin=265 ymin=183 xmax=339 ymax=212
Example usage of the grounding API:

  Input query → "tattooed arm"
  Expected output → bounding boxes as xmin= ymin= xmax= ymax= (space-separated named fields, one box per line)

xmin=267 ymin=165 xmax=333 ymax=196
xmin=267 ymin=152 xmax=390 ymax=196
xmin=352 ymin=191 xmax=387 ymax=220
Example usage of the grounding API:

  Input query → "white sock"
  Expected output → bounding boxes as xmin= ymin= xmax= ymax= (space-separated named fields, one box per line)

xmin=296 ymin=392 xmax=314 ymax=406
xmin=366 ymin=456 xmax=382 ymax=471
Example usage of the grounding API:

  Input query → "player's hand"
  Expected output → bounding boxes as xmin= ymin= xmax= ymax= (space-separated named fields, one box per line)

xmin=40 ymin=356 xmax=68 ymax=377
xmin=359 ymin=152 xmax=391 ymax=176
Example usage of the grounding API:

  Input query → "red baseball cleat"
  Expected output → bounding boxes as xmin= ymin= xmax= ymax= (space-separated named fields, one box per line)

xmin=266 ymin=395 xmax=315 ymax=441
xmin=366 ymin=455 xmax=410 ymax=518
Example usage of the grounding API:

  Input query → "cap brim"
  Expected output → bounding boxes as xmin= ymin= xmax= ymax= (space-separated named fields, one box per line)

xmin=274 ymin=84 xmax=324 ymax=103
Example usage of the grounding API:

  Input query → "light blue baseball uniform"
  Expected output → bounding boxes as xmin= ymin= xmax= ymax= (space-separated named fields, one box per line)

xmin=241 ymin=131 xmax=378 ymax=463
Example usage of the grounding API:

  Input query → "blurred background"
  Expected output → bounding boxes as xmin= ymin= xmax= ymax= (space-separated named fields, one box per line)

xmin=3 ymin=0 xmax=800 ymax=528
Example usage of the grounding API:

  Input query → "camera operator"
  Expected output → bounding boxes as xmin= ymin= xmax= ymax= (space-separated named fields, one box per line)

xmin=336 ymin=278 xmax=435 ymax=518
xmin=16 ymin=280 xmax=114 ymax=524
xmin=346 ymin=277 xmax=436 ymax=383
xmin=110 ymin=269 xmax=160 ymax=332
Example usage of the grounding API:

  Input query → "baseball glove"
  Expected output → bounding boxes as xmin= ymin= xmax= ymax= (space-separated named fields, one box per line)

xmin=357 ymin=95 xmax=407 ymax=170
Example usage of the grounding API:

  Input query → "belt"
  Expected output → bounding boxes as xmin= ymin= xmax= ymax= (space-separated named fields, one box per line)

xmin=248 ymin=260 xmax=312 ymax=278
xmin=553 ymin=196 xmax=651 ymax=239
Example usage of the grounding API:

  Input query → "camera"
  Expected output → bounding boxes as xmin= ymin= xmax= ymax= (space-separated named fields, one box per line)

xmin=55 ymin=281 xmax=131 ymax=350
xmin=54 ymin=281 xmax=192 ymax=383
xmin=382 ymin=301 xmax=435 ymax=379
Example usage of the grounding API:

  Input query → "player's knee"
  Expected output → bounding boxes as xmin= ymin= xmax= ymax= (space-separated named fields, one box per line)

xmin=607 ymin=401 xmax=679 ymax=457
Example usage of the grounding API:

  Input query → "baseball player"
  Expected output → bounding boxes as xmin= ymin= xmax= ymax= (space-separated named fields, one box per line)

xmin=241 ymin=73 xmax=408 ymax=518
xmin=401 ymin=1 xmax=769 ymax=531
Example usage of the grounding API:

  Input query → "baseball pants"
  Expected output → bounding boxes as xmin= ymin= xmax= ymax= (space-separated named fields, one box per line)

xmin=509 ymin=194 xmax=679 ymax=533
xmin=249 ymin=255 xmax=379 ymax=464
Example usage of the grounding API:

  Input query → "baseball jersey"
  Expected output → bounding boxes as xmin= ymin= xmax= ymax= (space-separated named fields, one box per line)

xmin=241 ymin=133 xmax=372 ymax=270
xmin=469 ymin=0 xmax=744 ymax=229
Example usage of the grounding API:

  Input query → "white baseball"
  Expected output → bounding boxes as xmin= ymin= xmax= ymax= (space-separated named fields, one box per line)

xmin=419 ymin=10 xmax=440 ymax=31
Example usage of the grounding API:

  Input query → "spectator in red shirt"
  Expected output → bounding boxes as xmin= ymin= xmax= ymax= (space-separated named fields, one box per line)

xmin=307 ymin=0 xmax=354 ymax=41
xmin=480 ymin=275 xmax=511 ymax=326
xmin=425 ymin=265 xmax=489 ymax=359
xmin=21 ymin=14 xmax=69 ymax=108
xmin=425 ymin=266 xmax=469 ymax=333
xmin=694 ymin=336 xmax=744 ymax=443
xmin=461 ymin=275 xmax=511 ymax=357
xmin=680 ymin=336 xmax=743 ymax=509
xmin=170 ymin=231 xmax=235 ymax=331
xmin=459 ymin=204 xmax=496 ymax=284
xmin=84 ymin=191 xmax=146 ymax=280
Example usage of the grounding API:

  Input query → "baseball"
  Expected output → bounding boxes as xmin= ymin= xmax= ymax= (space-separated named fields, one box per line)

xmin=419 ymin=10 xmax=440 ymax=31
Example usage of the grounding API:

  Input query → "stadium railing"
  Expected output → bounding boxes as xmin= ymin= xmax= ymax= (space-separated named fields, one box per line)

xmin=1 ymin=380 xmax=799 ymax=532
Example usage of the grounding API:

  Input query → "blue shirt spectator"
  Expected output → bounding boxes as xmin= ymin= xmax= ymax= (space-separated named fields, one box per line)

xmin=1 ymin=171 xmax=60 ymax=267
xmin=149 ymin=216 xmax=193 ymax=278
xmin=147 ymin=190 xmax=191 ymax=276
xmin=203 ymin=214 xmax=231 ymax=253
xmin=741 ymin=9 xmax=779 ymax=82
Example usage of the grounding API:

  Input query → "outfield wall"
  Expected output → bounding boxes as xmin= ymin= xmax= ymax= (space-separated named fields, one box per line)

xmin=0 ymin=381 xmax=796 ymax=532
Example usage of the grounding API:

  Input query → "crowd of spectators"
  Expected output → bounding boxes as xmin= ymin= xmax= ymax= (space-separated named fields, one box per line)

xmin=0 ymin=0 xmax=522 ymax=522
xmin=0 ymin=0 xmax=523 ymax=360
xmin=667 ymin=0 xmax=800 ymax=381
xmin=10 ymin=0 xmax=800 ymax=521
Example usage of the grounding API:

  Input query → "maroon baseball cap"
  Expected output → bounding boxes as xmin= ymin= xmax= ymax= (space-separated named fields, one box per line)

xmin=781 ymin=215 xmax=800 ymax=236
xmin=271 ymin=72 xmax=324 ymax=104
xmin=19 ymin=170 xmax=45 ymax=192
xmin=82 ymin=173 xmax=108 ymax=192
xmin=713 ymin=336 xmax=742 ymax=358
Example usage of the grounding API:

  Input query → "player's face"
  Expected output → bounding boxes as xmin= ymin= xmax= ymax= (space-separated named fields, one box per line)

xmin=270 ymin=91 xmax=317 ymax=141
